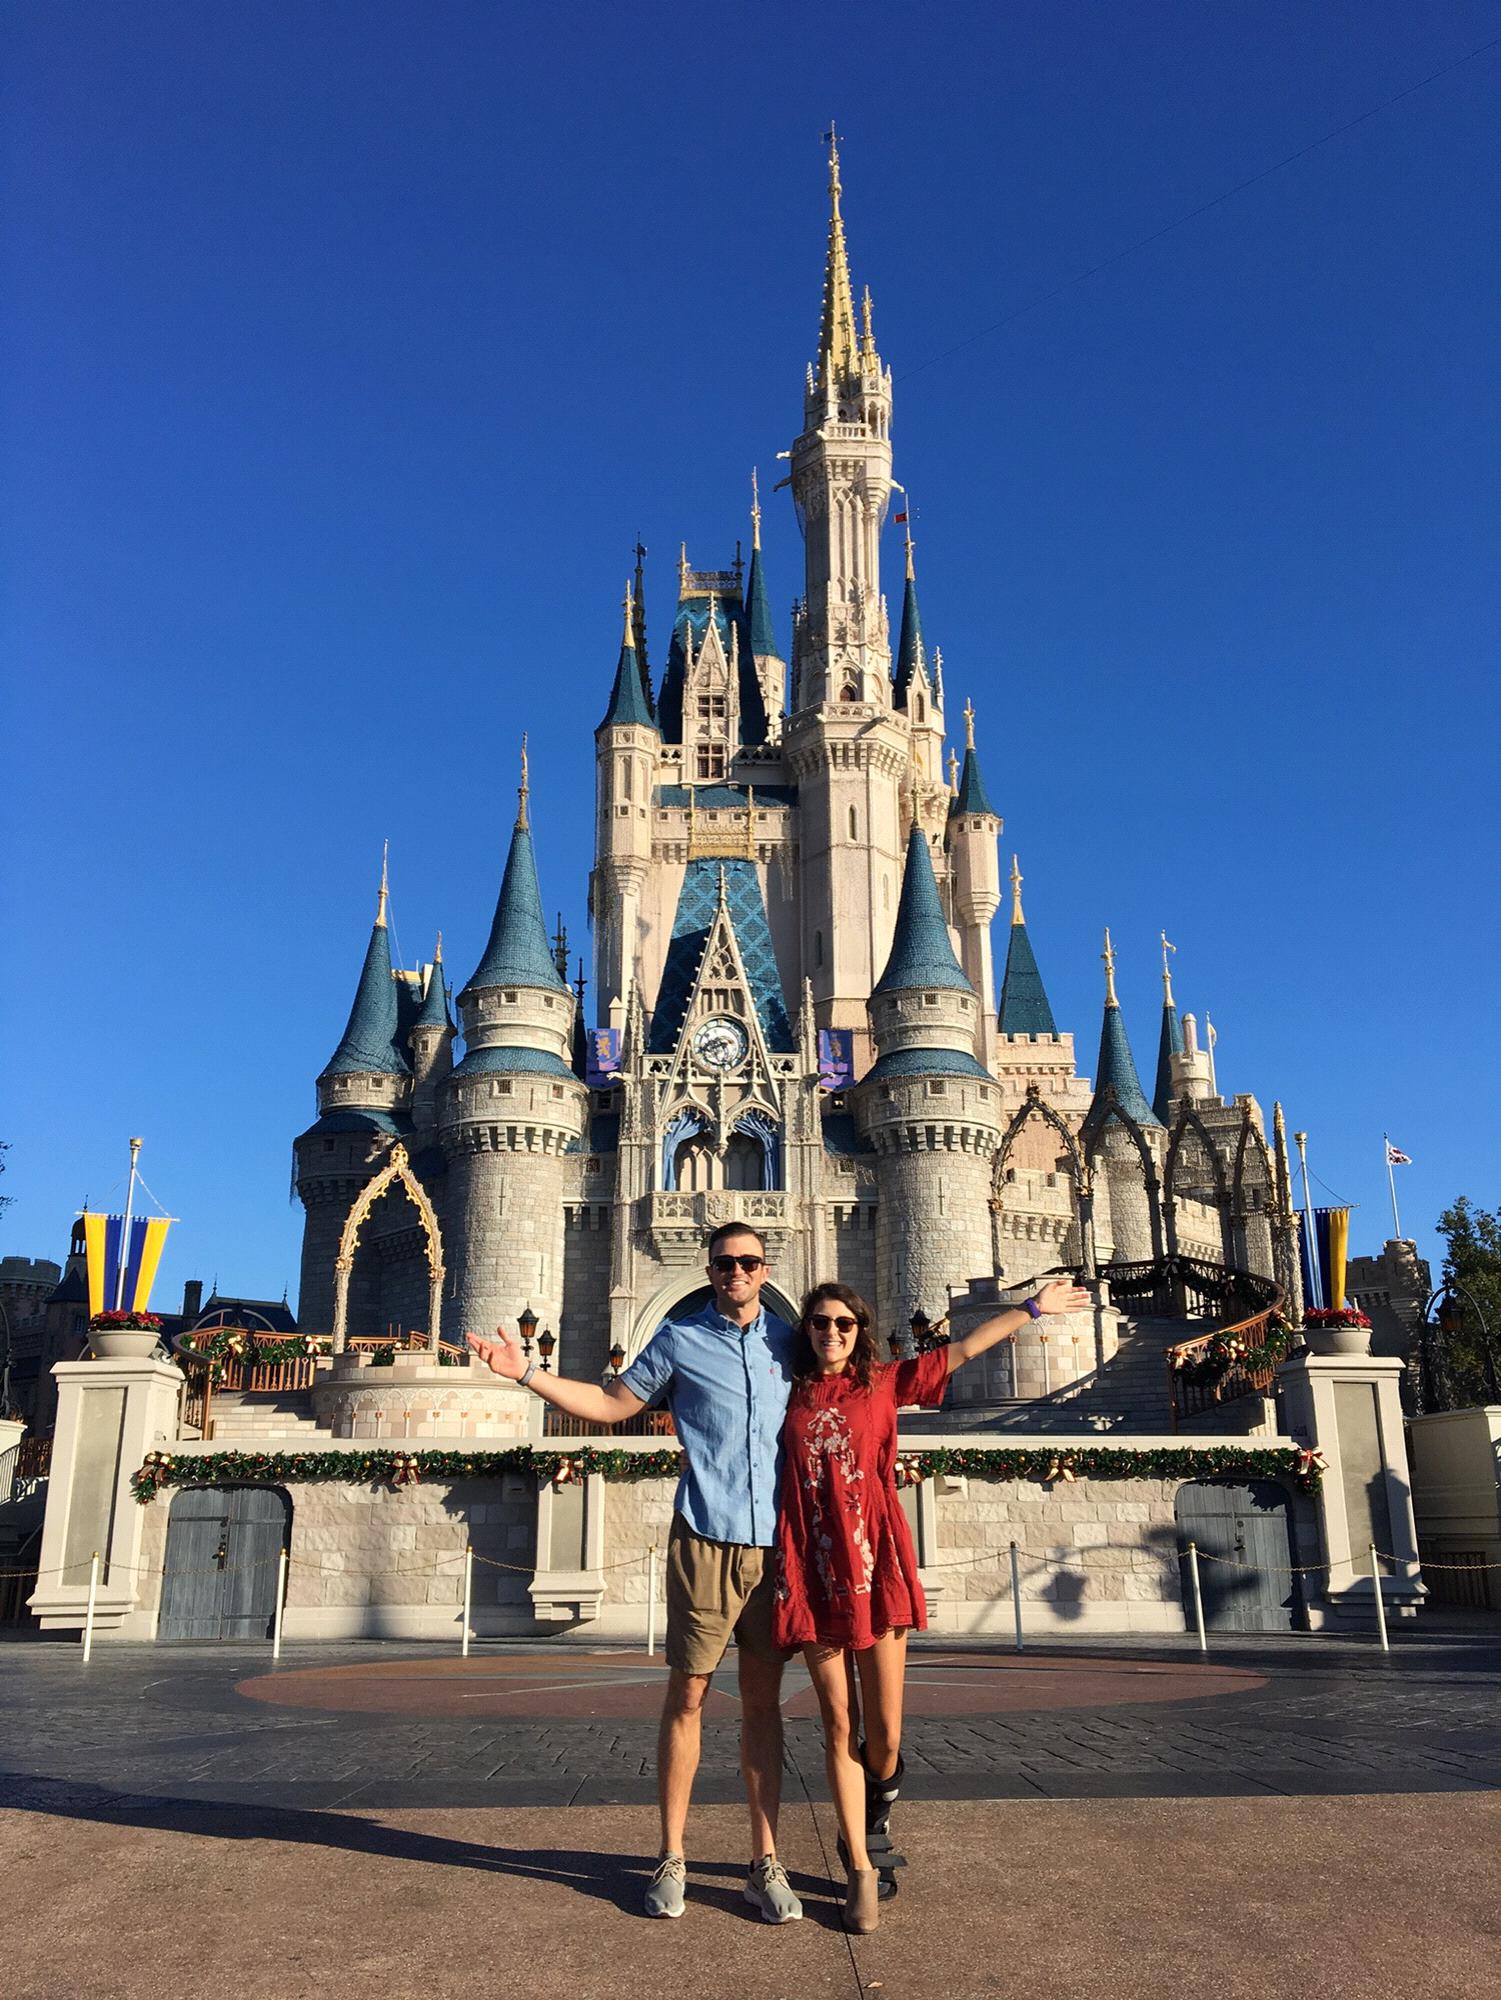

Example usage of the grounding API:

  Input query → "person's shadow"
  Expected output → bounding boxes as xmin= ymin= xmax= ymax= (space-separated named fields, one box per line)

xmin=3 ymin=1770 xmax=834 ymax=1921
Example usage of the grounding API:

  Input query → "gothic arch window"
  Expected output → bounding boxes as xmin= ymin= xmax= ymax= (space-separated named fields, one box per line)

xmin=621 ymin=757 xmax=633 ymax=800
xmin=914 ymin=693 xmax=925 ymax=721
xmin=840 ymin=679 xmax=859 ymax=702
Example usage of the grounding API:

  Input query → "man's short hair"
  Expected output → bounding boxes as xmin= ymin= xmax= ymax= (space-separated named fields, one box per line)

xmin=706 ymin=1221 xmax=767 ymax=1261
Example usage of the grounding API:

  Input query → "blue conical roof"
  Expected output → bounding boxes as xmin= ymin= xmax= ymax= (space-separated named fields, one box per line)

xmin=599 ymin=627 xmax=657 ymax=730
xmin=323 ymin=915 xmax=408 ymax=1076
xmin=1152 ymin=992 xmax=1184 ymax=1124
xmin=893 ymin=561 xmax=930 ymax=707
xmin=874 ymin=826 xmax=973 ymax=996
xmin=744 ymin=544 xmax=779 ymax=661
xmin=1091 ymin=1001 xmax=1160 ymax=1128
xmin=952 ymin=745 xmax=995 ymax=817
xmin=465 ymin=819 xmax=569 ymax=993
xmin=413 ymin=949 xmax=451 ymax=1030
xmin=998 ymin=921 xmax=1057 ymax=1035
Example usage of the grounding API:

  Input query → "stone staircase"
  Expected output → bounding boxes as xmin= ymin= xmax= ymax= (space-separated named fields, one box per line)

xmin=206 ymin=1388 xmax=321 ymax=1443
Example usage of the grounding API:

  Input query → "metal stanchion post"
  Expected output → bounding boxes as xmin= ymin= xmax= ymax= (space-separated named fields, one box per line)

xmin=272 ymin=1545 xmax=289 ymax=1659
xmin=1009 ymin=1541 xmax=1025 ymax=1653
xmin=82 ymin=1551 xmax=100 ymax=1664
xmin=646 ymin=1545 xmax=658 ymax=1658
xmin=462 ymin=1544 xmax=474 ymax=1658
xmin=1186 ymin=1540 xmax=1207 ymax=1652
xmin=1370 ymin=1544 xmax=1389 ymax=1655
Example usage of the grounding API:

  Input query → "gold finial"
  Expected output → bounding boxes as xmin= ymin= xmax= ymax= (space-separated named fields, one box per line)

xmin=1160 ymin=930 xmax=1177 ymax=1006
xmin=434 ymin=929 xmax=443 ymax=964
xmin=750 ymin=467 xmax=762 ymax=550
xmin=1102 ymin=928 xmax=1118 ymax=1007
xmin=621 ymin=578 xmax=636 ymax=648
xmin=678 ymin=542 xmax=689 ymax=595
xmin=517 ymin=734 xmax=530 ymax=829
xmin=903 ymin=510 xmax=915 ymax=581
xmin=860 ymin=283 xmax=875 ymax=360
xmin=376 ymin=840 xmax=389 ymax=928
xmin=963 ymin=697 xmax=976 ymax=750
xmin=1010 ymin=854 xmax=1024 ymax=926
xmin=947 ymin=745 xmax=959 ymax=793
xmin=818 ymin=122 xmax=858 ymax=380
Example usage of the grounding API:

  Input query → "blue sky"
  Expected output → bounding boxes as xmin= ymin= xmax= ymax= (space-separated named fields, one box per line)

xmin=4 ymin=1 xmax=1497 ymax=1313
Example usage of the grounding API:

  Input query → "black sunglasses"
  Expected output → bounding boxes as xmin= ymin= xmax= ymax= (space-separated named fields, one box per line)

xmin=809 ymin=1313 xmax=859 ymax=1334
xmin=711 ymin=1254 xmax=765 ymax=1274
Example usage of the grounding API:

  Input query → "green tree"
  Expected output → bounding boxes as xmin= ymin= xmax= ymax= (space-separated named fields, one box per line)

xmin=1434 ymin=1198 xmax=1501 ymax=1406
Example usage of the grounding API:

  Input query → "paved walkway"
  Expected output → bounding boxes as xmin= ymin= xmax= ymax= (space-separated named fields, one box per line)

xmin=4 ymin=1628 xmax=1499 ymax=1998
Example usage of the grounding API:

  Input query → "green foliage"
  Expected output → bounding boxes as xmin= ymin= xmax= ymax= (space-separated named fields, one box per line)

xmin=1436 ymin=1197 xmax=1501 ymax=1404
xmin=131 ymin=1441 xmax=1322 ymax=1505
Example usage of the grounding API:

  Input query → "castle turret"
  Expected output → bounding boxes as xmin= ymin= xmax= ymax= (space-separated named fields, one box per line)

xmin=948 ymin=697 xmax=1002 ymax=1058
xmin=997 ymin=856 xmax=1057 ymax=1036
xmin=857 ymin=825 xmax=1002 ymax=1331
xmin=1085 ymin=931 xmax=1162 ymax=1264
xmin=891 ymin=528 xmax=945 ymax=786
xmin=591 ymin=584 xmax=659 ymax=1026
xmin=409 ymin=932 xmax=454 ymax=1117
xmin=742 ymin=470 xmax=785 ymax=737
xmin=1152 ymin=933 xmax=1185 ymax=1124
xmin=1170 ymin=1011 xmax=1216 ymax=1106
xmin=445 ymin=748 xmax=588 ymax=1343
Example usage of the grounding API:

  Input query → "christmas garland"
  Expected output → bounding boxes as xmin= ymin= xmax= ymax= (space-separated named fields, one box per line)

xmin=132 ymin=1440 xmax=1323 ymax=1504
xmin=1172 ymin=1314 xmax=1294 ymax=1388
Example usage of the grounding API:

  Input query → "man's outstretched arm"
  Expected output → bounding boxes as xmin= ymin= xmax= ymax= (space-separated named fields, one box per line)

xmin=467 ymin=1329 xmax=648 ymax=1427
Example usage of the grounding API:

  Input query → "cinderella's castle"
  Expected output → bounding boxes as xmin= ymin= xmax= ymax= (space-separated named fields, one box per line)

xmin=293 ymin=141 xmax=1301 ymax=1380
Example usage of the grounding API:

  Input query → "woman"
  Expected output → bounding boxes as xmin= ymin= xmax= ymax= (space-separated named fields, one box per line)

xmin=773 ymin=1276 xmax=1088 ymax=1933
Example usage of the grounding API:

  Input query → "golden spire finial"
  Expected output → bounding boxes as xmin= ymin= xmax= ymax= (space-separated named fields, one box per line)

xmin=947 ymin=745 xmax=959 ymax=794
xmin=622 ymin=578 xmax=636 ymax=648
xmin=1160 ymin=930 xmax=1177 ymax=1007
xmin=903 ymin=509 xmax=915 ymax=581
xmin=1102 ymin=928 xmax=1118 ymax=1007
xmin=517 ymin=734 xmax=530 ymax=830
xmin=817 ymin=122 xmax=858 ymax=381
xmin=860 ymin=283 xmax=875 ymax=361
xmin=963 ymin=697 xmax=976 ymax=750
xmin=678 ymin=541 xmax=689 ymax=595
xmin=376 ymin=840 xmax=389 ymax=928
xmin=434 ymin=929 xmax=443 ymax=964
xmin=750 ymin=467 xmax=762 ymax=550
xmin=1010 ymin=855 xmax=1025 ymax=926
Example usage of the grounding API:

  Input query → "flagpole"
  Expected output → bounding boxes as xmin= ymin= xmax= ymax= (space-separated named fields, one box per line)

xmin=115 ymin=1137 xmax=143 ymax=1311
xmin=1294 ymin=1130 xmax=1322 ymax=1311
xmin=1384 ymin=1134 xmax=1402 ymax=1241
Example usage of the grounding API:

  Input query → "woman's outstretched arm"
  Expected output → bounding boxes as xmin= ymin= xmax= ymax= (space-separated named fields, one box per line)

xmin=941 ymin=1278 xmax=1091 ymax=1375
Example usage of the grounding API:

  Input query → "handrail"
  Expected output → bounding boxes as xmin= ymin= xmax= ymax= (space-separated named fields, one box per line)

xmin=542 ymin=1408 xmax=677 ymax=1439
xmin=1166 ymin=1306 xmax=1291 ymax=1430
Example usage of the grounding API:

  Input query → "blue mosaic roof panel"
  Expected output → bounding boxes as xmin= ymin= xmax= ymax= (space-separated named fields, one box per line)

xmin=647 ymin=857 xmax=795 ymax=1055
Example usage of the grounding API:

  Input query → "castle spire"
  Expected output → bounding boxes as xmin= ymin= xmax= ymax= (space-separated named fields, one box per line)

xmin=952 ymin=698 xmax=997 ymax=816
xmin=598 ymin=579 xmax=656 ymax=730
xmin=893 ymin=535 xmax=929 ymax=706
xmin=1152 ymin=931 xmax=1184 ymax=1124
xmin=631 ymin=538 xmax=652 ymax=705
xmin=464 ymin=769 xmax=569 ymax=995
xmin=322 ymin=866 xmax=408 ymax=1078
xmin=1089 ymin=931 xmax=1159 ymax=1126
xmin=873 ymin=825 xmax=973 ymax=997
xmin=413 ymin=932 xmax=451 ymax=1030
xmin=817 ymin=124 xmax=860 ymax=389
xmin=996 ymin=854 xmax=1057 ymax=1035
xmin=744 ymin=473 xmax=780 ymax=665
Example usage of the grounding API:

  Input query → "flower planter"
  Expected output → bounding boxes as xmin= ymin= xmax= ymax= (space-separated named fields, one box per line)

xmin=88 ymin=1327 xmax=163 ymax=1360
xmin=1303 ymin=1322 xmax=1371 ymax=1357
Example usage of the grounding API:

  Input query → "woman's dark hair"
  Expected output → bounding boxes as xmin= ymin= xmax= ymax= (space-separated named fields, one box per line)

xmin=792 ymin=1281 xmax=880 ymax=1392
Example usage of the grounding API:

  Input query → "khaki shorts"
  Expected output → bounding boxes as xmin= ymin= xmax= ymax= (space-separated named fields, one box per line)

xmin=665 ymin=1513 xmax=788 ymax=1677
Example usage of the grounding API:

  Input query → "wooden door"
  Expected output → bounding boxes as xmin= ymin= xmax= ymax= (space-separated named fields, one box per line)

xmin=157 ymin=1486 xmax=290 ymax=1641
xmin=1174 ymin=1479 xmax=1297 ymax=1633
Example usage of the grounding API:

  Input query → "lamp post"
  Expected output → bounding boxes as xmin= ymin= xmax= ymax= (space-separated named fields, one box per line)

xmin=1421 ymin=1284 xmax=1498 ymax=1411
xmin=537 ymin=1328 xmax=556 ymax=1374
xmin=517 ymin=1304 xmax=538 ymax=1362
xmin=608 ymin=1341 xmax=626 ymax=1376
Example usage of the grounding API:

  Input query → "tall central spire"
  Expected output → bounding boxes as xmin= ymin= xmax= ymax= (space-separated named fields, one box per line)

xmin=817 ymin=125 xmax=859 ymax=388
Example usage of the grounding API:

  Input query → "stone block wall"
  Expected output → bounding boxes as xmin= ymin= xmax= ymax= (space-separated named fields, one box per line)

xmin=562 ymin=1202 xmax=614 ymax=1380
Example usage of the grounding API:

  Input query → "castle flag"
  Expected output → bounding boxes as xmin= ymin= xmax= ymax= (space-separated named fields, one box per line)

xmin=82 ymin=1211 xmax=173 ymax=1318
xmin=1299 ymin=1207 xmax=1352 ymax=1314
xmin=818 ymin=1029 xmax=855 ymax=1091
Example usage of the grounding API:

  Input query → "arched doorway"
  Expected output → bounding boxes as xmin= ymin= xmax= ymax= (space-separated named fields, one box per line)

xmin=629 ymin=1277 xmax=801 ymax=1362
xmin=1175 ymin=1480 xmax=1298 ymax=1633
xmin=331 ymin=1143 xmax=445 ymax=1354
xmin=157 ymin=1486 xmax=291 ymax=1642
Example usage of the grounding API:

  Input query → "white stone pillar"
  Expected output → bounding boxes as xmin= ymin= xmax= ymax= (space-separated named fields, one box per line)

xmin=1279 ymin=1341 xmax=1423 ymax=1627
xmin=29 ymin=1357 xmax=185 ymax=1637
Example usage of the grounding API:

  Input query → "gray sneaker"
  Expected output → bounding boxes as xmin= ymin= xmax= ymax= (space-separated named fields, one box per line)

xmin=644 ymin=1852 xmax=687 ymax=1919
xmin=743 ymin=1854 xmax=803 ymax=1924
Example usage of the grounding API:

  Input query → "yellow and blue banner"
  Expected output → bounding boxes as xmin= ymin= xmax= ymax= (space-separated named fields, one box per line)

xmin=82 ymin=1211 xmax=173 ymax=1317
xmin=1299 ymin=1206 xmax=1351 ymax=1312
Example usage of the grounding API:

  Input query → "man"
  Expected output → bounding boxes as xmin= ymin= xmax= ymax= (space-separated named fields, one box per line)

xmin=467 ymin=1222 xmax=801 ymax=1924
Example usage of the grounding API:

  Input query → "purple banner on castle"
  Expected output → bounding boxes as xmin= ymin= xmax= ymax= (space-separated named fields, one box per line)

xmin=586 ymin=1028 xmax=623 ymax=1087
xmin=818 ymin=1028 xmax=854 ymax=1091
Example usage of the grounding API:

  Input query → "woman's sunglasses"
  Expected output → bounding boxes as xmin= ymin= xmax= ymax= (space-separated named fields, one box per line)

xmin=711 ymin=1255 xmax=765 ymax=1274
xmin=809 ymin=1313 xmax=859 ymax=1334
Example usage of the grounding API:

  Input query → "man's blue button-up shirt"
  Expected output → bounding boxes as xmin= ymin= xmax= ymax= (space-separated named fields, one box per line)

xmin=620 ymin=1299 xmax=796 ymax=1548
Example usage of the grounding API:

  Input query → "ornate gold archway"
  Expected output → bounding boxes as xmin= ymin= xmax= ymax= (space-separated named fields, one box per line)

xmin=330 ymin=1143 xmax=446 ymax=1355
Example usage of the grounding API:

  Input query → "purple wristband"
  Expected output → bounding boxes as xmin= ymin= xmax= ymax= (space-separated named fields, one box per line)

xmin=1023 ymin=1296 xmax=1044 ymax=1320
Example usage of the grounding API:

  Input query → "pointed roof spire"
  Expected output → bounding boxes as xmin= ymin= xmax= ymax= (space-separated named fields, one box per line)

xmin=632 ymin=537 xmax=653 ymax=706
xmin=893 ymin=535 xmax=930 ymax=706
xmin=413 ymin=933 xmax=451 ymax=1031
xmin=997 ymin=854 xmax=1058 ymax=1035
xmin=599 ymin=579 xmax=657 ymax=730
xmin=323 ymin=861 xmax=408 ymax=1076
xmin=1152 ymin=931 xmax=1184 ymax=1123
xmin=376 ymin=839 xmax=390 ymax=928
xmin=1089 ymin=930 xmax=1159 ymax=1126
xmin=464 ymin=765 xmax=569 ymax=994
xmin=817 ymin=124 xmax=860 ymax=388
xmin=874 ymin=825 xmax=973 ymax=996
xmin=952 ymin=697 xmax=997 ymax=816
xmin=947 ymin=746 xmax=959 ymax=794
xmin=743 ymin=470 xmax=780 ymax=665
xmin=517 ymin=733 xmax=530 ymax=829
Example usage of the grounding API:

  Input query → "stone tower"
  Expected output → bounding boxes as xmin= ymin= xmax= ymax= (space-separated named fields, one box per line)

xmin=590 ymin=585 xmax=660 ymax=1026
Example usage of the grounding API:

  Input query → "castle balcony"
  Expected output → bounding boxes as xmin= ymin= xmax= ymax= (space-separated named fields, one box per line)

xmin=643 ymin=1189 xmax=792 ymax=1259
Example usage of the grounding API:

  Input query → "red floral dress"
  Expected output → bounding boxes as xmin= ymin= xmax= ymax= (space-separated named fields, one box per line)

xmin=772 ymin=1350 xmax=950 ymax=1652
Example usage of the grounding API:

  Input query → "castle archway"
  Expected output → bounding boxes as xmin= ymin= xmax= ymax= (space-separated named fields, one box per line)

xmin=331 ymin=1143 xmax=445 ymax=1356
xmin=628 ymin=1274 xmax=801 ymax=1364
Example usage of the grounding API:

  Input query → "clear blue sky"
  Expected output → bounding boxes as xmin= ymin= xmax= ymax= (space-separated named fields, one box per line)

xmin=4 ymin=1 xmax=1498 ymax=1313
